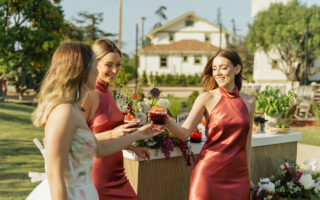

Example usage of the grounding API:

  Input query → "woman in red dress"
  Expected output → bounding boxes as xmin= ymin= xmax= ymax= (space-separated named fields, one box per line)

xmin=81 ymin=39 xmax=149 ymax=200
xmin=164 ymin=49 xmax=255 ymax=200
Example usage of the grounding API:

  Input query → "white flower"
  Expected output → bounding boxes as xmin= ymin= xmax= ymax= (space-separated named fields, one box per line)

xmin=146 ymin=138 xmax=157 ymax=146
xmin=299 ymin=174 xmax=315 ymax=190
xmin=304 ymin=159 xmax=318 ymax=173
xmin=137 ymin=101 xmax=150 ymax=113
xmin=258 ymin=178 xmax=275 ymax=193
xmin=314 ymin=180 xmax=320 ymax=192
xmin=157 ymin=98 xmax=171 ymax=109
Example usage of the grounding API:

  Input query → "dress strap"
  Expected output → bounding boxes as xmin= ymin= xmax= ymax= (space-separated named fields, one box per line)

xmin=28 ymin=138 xmax=47 ymax=182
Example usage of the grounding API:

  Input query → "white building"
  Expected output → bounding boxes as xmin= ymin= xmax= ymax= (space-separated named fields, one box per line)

xmin=138 ymin=12 xmax=232 ymax=76
xmin=251 ymin=0 xmax=320 ymax=83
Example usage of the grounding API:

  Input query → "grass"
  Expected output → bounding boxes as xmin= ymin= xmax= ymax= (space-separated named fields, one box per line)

xmin=0 ymin=101 xmax=319 ymax=199
xmin=292 ymin=126 xmax=320 ymax=146
xmin=0 ymin=102 xmax=43 ymax=200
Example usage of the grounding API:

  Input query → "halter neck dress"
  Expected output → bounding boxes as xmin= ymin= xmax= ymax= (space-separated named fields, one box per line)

xmin=189 ymin=87 xmax=250 ymax=200
xmin=88 ymin=80 xmax=138 ymax=200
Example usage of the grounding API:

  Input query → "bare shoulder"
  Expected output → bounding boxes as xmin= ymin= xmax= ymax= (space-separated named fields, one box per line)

xmin=83 ymin=90 xmax=99 ymax=102
xmin=46 ymin=103 xmax=78 ymax=131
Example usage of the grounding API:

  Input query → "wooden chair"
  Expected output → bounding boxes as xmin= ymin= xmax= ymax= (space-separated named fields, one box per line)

xmin=294 ymin=86 xmax=320 ymax=119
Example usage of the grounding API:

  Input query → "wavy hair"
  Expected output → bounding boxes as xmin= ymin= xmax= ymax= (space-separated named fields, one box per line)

xmin=202 ymin=48 xmax=244 ymax=92
xmin=32 ymin=42 xmax=94 ymax=127
xmin=92 ymin=39 xmax=121 ymax=61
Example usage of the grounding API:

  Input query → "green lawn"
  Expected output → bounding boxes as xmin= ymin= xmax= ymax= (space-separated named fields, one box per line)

xmin=0 ymin=102 xmax=319 ymax=199
xmin=0 ymin=102 xmax=43 ymax=200
xmin=292 ymin=127 xmax=320 ymax=146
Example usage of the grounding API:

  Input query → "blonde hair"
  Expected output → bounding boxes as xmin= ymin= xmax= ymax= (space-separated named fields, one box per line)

xmin=92 ymin=39 xmax=121 ymax=61
xmin=32 ymin=42 xmax=94 ymax=127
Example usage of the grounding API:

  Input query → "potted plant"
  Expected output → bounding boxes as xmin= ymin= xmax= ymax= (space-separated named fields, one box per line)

xmin=256 ymin=86 xmax=296 ymax=127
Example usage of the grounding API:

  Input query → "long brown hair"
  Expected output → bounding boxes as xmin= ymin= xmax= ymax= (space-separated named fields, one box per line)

xmin=92 ymin=39 xmax=121 ymax=61
xmin=32 ymin=42 xmax=94 ymax=127
xmin=202 ymin=48 xmax=244 ymax=92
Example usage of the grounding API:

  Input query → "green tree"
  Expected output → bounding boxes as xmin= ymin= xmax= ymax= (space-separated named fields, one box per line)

xmin=74 ymin=11 xmax=115 ymax=44
xmin=0 ymin=0 xmax=65 ymax=96
xmin=247 ymin=0 xmax=320 ymax=84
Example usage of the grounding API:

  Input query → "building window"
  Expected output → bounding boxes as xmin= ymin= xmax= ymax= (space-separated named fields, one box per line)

xmin=194 ymin=55 xmax=201 ymax=64
xmin=205 ymin=34 xmax=210 ymax=42
xmin=183 ymin=56 xmax=188 ymax=62
xmin=169 ymin=32 xmax=174 ymax=41
xmin=271 ymin=60 xmax=279 ymax=70
xmin=160 ymin=56 xmax=167 ymax=68
xmin=185 ymin=20 xmax=194 ymax=27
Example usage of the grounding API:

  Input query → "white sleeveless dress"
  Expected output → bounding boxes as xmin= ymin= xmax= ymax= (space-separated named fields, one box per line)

xmin=26 ymin=128 xmax=99 ymax=200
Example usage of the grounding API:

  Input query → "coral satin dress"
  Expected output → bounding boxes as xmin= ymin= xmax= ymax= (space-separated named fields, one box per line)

xmin=189 ymin=87 xmax=250 ymax=200
xmin=88 ymin=80 xmax=138 ymax=200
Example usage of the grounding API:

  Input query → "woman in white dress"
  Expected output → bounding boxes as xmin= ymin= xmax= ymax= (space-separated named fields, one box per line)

xmin=27 ymin=42 xmax=163 ymax=200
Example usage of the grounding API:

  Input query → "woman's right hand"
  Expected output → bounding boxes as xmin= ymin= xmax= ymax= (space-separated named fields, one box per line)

xmin=137 ymin=123 xmax=164 ymax=140
xmin=111 ymin=124 xmax=137 ymax=139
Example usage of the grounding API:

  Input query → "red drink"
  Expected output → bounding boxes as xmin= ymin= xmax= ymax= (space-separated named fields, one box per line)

xmin=149 ymin=106 xmax=167 ymax=125
xmin=190 ymin=128 xmax=202 ymax=143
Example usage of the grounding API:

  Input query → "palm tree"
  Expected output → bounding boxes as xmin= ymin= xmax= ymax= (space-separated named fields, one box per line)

xmin=153 ymin=6 xmax=167 ymax=30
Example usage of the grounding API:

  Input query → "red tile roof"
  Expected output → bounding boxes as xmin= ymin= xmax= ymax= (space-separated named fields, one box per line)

xmin=140 ymin=40 xmax=219 ymax=53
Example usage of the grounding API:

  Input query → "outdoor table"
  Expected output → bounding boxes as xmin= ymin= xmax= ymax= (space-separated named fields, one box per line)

xmin=122 ymin=131 xmax=302 ymax=200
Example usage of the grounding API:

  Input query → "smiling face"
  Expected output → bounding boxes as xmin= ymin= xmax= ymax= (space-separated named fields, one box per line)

xmin=96 ymin=52 xmax=121 ymax=84
xmin=212 ymin=56 xmax=241 ymax=91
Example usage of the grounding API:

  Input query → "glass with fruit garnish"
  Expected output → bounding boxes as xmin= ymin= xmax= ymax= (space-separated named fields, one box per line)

xmin=124 ymin=113 xmax=140 ymax=128
xmin=149 ymin=106 xmax=167 ymax=125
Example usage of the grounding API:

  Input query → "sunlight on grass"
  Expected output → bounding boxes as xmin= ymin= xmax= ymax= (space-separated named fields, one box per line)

xmin=0 ymin=102 xmax=44 ymax=199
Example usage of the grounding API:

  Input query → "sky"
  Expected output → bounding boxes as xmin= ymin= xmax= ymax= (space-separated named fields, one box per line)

xmin=60 ymin=0 xmax=320 ymax=55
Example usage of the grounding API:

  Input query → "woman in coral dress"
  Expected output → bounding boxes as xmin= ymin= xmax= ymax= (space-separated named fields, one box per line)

xmin=164 ymin=48 xmax=255 ymax=200
xmin=81 ymin=39 xmax=149 ymax=200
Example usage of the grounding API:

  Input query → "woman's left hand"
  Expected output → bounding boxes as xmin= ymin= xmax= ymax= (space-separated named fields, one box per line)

xmin=131 ymin=146 xmax=150 ymax=160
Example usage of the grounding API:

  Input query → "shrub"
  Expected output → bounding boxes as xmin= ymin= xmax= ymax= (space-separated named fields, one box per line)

xmin=187 ymin=91 xmax=199 ymax=110
xmin=167 ymin=95 xmax=182 ymax=119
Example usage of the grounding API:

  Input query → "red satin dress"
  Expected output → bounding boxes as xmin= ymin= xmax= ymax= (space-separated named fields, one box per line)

xmin=189 ymin=87 xmax=250 ymax=200
xmin=88 ymin=80 xmax=138 ymax=200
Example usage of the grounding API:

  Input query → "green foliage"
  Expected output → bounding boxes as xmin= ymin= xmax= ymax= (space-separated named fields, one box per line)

xmin=312 ymin=102 xmax=320 ymax=124
xmin=167 ymin=95 xmax=182 ymax=119
xmin=256 ymin=86 xmax=296 ymax=117
xmin=140 ymin=72 xmax=203 ymax=86
xmin=140 ymin=71 xmax=148 ymax=84
xmin=0 ymin=0 xmax=65 ymax=95
xmin=187 ymin=91 xmax=199 ymax=110
xmin=73 ymin=11 xmax=115 ymax=44
xmin=246 ymin=0 xmax=320 ymax=84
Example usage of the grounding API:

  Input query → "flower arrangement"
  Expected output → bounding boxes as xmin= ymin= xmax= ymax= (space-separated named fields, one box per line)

xmin=115 ymin=84 xmax=194 ymax=166
xmin=253 ymin=159 xmax=320 ymax=200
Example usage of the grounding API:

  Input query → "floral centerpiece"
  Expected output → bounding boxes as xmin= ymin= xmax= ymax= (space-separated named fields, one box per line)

xmin=115 ymin=84 xmax=194 ymax=166
xmin=253 ymin=159 xmax=320 ymax=200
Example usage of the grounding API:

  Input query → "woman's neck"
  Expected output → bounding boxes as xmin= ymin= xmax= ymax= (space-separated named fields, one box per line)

xmin=221 ymin=84 xmax=236 ymax=92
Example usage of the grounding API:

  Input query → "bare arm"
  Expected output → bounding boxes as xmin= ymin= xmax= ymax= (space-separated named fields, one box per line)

xmin=95 ymin=123 xmax=163 ymax=157
xmin=45 ymin=104 xmax=77 ymax=200
xmin=165 ymin=93 xmax=208 ymax=141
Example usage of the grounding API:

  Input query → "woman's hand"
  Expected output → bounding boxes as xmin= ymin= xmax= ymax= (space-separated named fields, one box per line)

xmin=130 ymin=146 xmax=150 ymax=160
xmin=137 ymin=123 xmax=164 ymax=140
xmin=111 ymin=124 xmax=137 ymax=139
